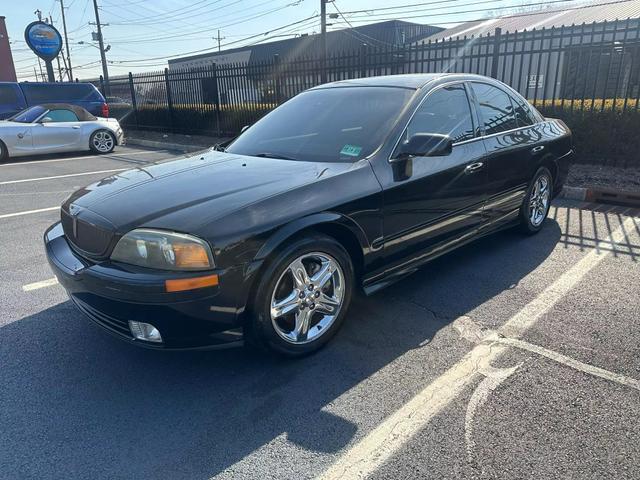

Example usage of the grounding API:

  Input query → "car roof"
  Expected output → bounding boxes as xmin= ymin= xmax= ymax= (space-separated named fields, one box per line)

xmin=312 ymin=73 xmax=502 ymax=90
xmin=36 ymin=103 xmax=97 ymax=121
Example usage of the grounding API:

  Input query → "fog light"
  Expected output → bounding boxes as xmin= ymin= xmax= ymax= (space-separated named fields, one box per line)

xmin=128 ymin=321 xmax=163 ymax=343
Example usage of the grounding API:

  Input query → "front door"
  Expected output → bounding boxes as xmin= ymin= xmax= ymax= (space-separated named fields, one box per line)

xmin=380 ymin=82 xmax=488 ymax=268
xmin=33 ymin=108 xmax=83 ymax=152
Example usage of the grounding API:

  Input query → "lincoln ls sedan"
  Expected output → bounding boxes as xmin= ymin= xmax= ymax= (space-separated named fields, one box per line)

xmin=45 ymin=73 xmax=573 ymax=355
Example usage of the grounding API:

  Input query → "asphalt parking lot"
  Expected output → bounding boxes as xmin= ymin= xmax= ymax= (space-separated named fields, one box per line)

xmin=1 ymin=145 xmax=639 ymax=480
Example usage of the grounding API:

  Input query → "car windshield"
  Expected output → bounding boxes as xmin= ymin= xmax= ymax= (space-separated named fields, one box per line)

xmin=226 ymin=86 xmax=416 ymax=163
xmin=7 ymin=106 xmax=46 ymax=123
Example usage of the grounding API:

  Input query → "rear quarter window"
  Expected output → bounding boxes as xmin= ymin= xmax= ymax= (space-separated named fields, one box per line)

xmin=22 ymin=84 xmax=103 ymax=104
xmin=0 ymin=85 xmax=21 ymax=104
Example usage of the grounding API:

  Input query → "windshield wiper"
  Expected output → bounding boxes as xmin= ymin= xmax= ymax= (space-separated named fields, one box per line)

xmin=253 ymin=152 xmax=299 ymax=161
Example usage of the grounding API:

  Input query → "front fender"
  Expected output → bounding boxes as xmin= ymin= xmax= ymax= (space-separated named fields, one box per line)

xmin=254 ymin=211 xmax=371 ymax=263
xmin=233 ymin=212 xmax=372 ymax=321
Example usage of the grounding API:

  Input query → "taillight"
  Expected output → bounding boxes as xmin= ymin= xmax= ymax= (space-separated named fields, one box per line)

xmin=101 ymin=103 xmax=109 ymax=117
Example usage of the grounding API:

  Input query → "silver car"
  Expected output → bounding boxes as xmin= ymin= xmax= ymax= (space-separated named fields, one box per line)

xmin=0 ymin=104 xmax=124 ymax=161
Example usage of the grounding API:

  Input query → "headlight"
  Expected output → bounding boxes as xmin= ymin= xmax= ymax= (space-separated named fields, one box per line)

xmin=111 ymin=229 xmax=214 ymax=271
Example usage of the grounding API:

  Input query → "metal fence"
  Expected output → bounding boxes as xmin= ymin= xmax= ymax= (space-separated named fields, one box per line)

xmin=89 ymin=19 xmax=640 ymax=151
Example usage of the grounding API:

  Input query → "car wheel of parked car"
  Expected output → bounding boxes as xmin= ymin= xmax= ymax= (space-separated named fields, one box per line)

xmin=89 ymin=129 xmax=116 ymax=154
xmin=248 ymin=234 xmax=354 ymax=356
xmin=0 ymin=140 xmax=7 ymax=162
xmin=519 ymin=166 xmax=553 ymax=234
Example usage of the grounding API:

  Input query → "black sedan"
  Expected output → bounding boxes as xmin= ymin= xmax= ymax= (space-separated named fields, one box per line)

xmin=45 ymin=73 xmax=573 ymax=355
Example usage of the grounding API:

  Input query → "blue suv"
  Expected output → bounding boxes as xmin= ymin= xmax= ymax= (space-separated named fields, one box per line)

xmin=0 ymin=82 xmax=109 ymax=119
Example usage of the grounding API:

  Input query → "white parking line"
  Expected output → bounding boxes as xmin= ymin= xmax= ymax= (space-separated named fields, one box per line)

xmin=0 ymin=168 xmax=126 ymax=185
xmin=22 ymin=277 xmax=59 ymax=292
xmin=0 ymin=206 xmax=59 ymax=219
xmin=317 ymin=216 xmax=636 ymax=480
xmin=495 ymin=336 xmax=640 ymax=391
xmin=0 ymin=149 xmax=164 ymax=167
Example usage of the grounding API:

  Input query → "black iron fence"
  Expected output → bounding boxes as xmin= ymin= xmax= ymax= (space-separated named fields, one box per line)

xmin=89 ymin=19 xmax=640 ymax=165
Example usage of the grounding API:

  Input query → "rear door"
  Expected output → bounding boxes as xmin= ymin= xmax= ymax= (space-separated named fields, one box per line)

xmin=469 ymin=81 xmax=542 ymax=227
xmin=381 ymin=82 xmax=488 ymax=266
xmin=32 ymin=108 xmax=83 ymax=152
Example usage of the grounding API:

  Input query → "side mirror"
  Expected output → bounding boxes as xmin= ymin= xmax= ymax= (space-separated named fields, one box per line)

xmin=240 ymin=125 xmax=250 ymax=133
xmin=39 ymin=117 xmax=53 ymax=124
xmin=394 ymin=133 xmax=453 ymax=160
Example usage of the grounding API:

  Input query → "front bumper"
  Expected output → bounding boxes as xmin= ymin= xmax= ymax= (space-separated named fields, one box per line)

xmin=115 ymin=127 xmax=125 ymax=146
xmin=44 ymin=222 xmax=246 ymax=350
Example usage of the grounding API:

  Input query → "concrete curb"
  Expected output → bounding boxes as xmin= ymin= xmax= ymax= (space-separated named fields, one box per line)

xmin=560 ymin=185 xmax=640 ymax=207
xmin=125 ymin=138 xmax=209 ymax=152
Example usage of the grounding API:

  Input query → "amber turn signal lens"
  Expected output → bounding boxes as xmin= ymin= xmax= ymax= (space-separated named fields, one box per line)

xmin=165 ymin=274 xmax=219 ymax=292
xmin=173 ymin=243 xmax=211 ymax=269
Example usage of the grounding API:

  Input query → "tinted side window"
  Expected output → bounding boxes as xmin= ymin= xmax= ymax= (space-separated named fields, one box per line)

xmin=406 ymin=84 xmax=474 ymax=143
xmin=511 ymin=95 xmax=537 ymax=127
xmin=22 ymin=84 xmax=101 ymax=103
xmin=0 ymin=85 xmax=20 ymax=104
xmin=471 ymin=82 xmax=518 ymax=135
xmin=44 ymin=109 xmax=79 ymax=122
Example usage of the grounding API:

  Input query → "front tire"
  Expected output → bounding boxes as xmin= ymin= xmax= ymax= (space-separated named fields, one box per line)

xmin=519 ymin=166 xmax=553 ymax=234
xmin=0 ymin=140 xmax=8 ymax=163
xmin=248 ymin=234 xmax=354 ymax=356
xmin=89 ymin=129 xmax=116 ymax=154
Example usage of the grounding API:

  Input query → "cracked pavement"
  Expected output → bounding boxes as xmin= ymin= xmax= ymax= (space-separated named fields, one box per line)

xmin=1 ymin=146 xmax=639 ymax=479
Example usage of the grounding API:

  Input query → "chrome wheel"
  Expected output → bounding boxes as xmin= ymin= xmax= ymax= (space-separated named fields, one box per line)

xmin=92 ymin=131 xmax=114 ymax=153
xmin=529 ymin=174 xmax=550 ymax=227
xmin=270 ymin=252 xmax=345 ymax=344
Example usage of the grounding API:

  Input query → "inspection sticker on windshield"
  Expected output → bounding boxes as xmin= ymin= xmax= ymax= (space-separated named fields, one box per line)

xmin=340 ymin=144 xmax=363 ymax=157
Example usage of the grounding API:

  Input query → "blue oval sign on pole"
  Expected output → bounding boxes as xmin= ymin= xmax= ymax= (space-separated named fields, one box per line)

xmin=24 ymin=21 xmax=62 ymax=61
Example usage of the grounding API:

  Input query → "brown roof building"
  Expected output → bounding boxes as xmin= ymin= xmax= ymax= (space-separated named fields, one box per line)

xmin=0 ymin=16 xmax=17 ymax=82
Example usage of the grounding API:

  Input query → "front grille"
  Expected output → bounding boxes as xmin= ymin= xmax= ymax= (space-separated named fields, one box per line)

xmin=72 ymin=296 xmax=132 ymax=339
xmin=61 ymin=208 xmax=115 ymax=259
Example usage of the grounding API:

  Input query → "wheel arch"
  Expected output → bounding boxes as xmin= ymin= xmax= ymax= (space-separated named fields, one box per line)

xmin=254 ymin=212 xmax=369 ymax=276
xmin=539 ymin=154 xmax=558 ymax=183
xmin=241 ymin=213 xmax=369 ymax=319
xmin=0 ymin=137 xmax=8 ymax=161
xmin=89 ymin=127 xmax=118 ymax=145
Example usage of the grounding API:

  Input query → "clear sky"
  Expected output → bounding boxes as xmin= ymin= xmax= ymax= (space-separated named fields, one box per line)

xmin=5 ymin=0 xmax=528 ymax=81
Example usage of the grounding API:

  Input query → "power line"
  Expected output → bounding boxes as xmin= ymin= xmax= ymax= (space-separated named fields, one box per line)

xmin=108 ymin=15 xmax=319 ymax=64
xmin=100 ymin=0 xmax=211 ymax=23
xmin=104 ymin=1 xmax=305 ymax=44
xmin=101 ymin=0 xmax=235 ymax=31
xmin=330 ymin=1 xmax=398 ymax=48
xmin=342 ymin=0 xmax=632 ymax=24
xmin=337 ymin=0 xmax=585 ymax=22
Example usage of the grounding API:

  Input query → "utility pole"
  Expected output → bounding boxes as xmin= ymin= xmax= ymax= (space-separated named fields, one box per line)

xmin=47 ymin=16 xmax=64 ymax=81
xmin=91 ymin=0 xmax=110 ymax=94
xmin=216 ymin=30 xmax=225 ymax=52
xmin=56 ymin=53 xmax=63 ymax=80
xmin=37 ymin=57 xmax=44 ymax=80
xmin=320 ymin=0 xmax=327 ymax=83
xmin=59 ymin=0 xmax=73 ymax=81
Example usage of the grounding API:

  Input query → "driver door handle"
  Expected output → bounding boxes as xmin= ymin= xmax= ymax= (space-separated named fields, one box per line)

xmin=531 ymin=145 xmax=545 ymax=153
xmin=72 ymin=126 xmax=81 ymax=129
xmin=464 ymin=162 xmax=484 ymax=174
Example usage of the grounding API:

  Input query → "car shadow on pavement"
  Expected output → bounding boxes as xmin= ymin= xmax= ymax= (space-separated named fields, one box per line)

xmin=0 ymin=221 xmax=561 ymax=479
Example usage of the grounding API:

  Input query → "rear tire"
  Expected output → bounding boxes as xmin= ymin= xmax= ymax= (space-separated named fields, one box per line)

xmin=519 ymin=166 xmax=553 ymax=235
xmin=0 ymin=140 xmax=7 ymax=163
xmin=89 ymin=129 xmax=116 ymax=154
xmin=247 ymin=234 xmax=354 ymax=357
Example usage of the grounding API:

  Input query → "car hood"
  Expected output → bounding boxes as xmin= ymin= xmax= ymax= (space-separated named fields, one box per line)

xmin=63 ymin=150 xmax=355 ymax=233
